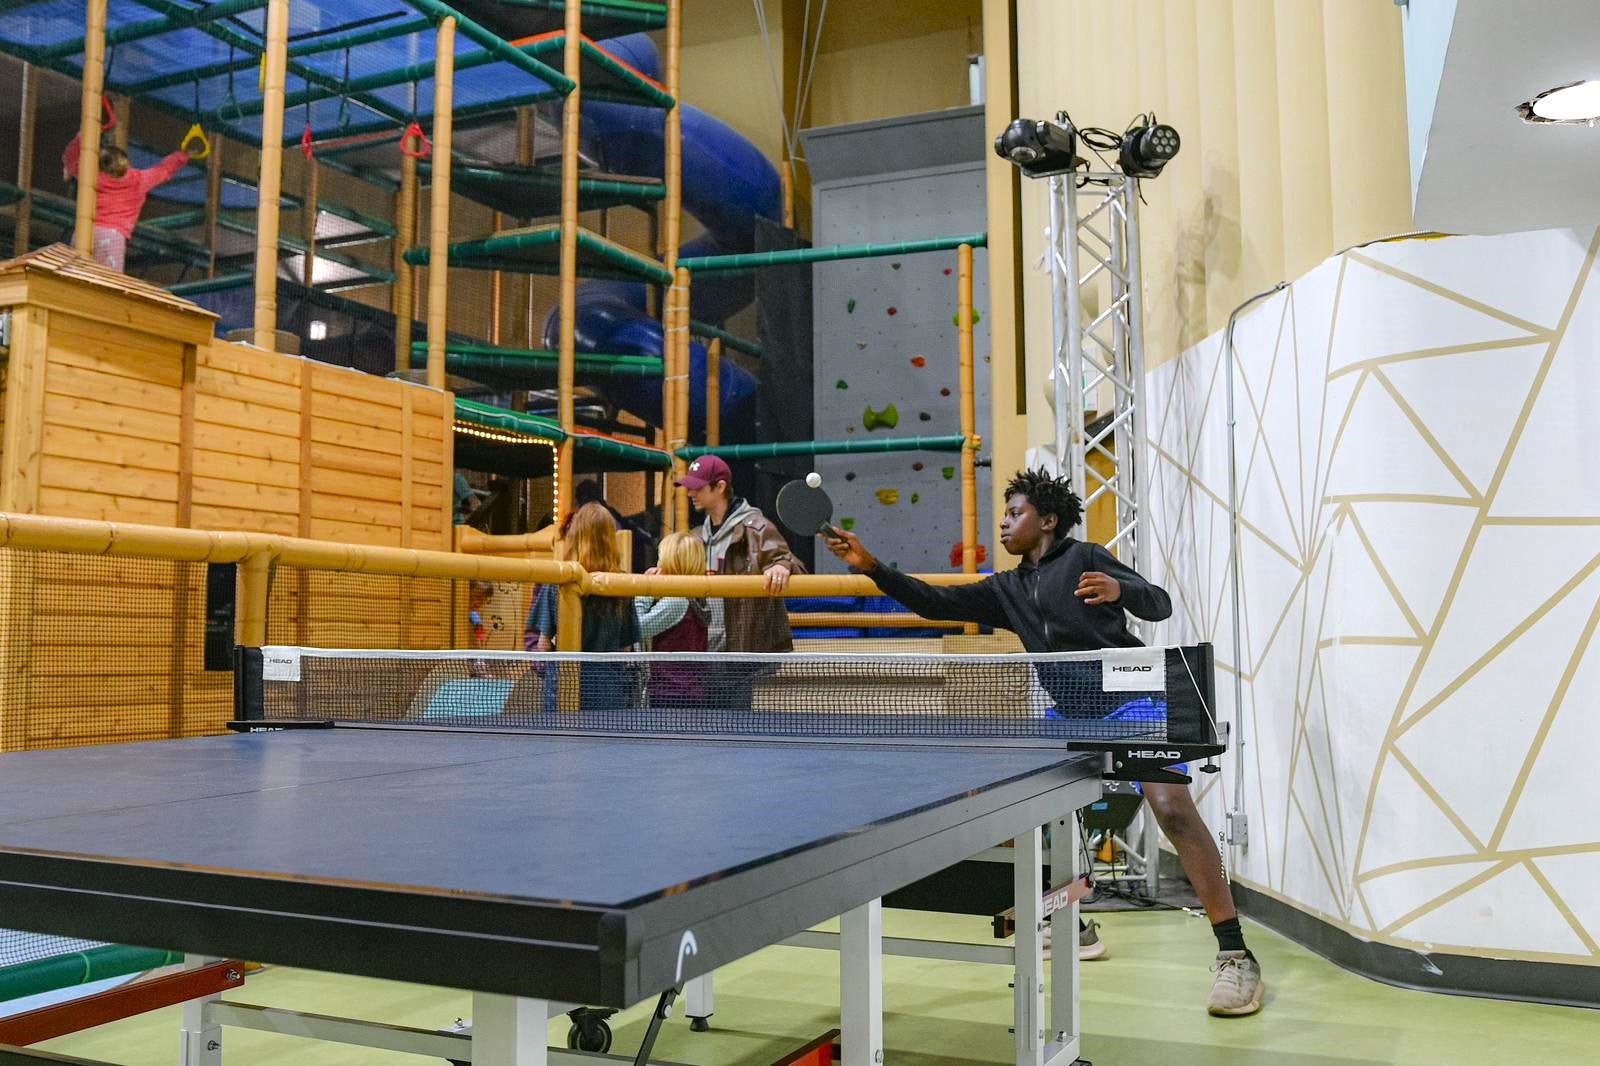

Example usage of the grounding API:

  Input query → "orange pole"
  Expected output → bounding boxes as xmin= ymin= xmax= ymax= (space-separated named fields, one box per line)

xmin=73 ymin=0 xmax=109 ymax=257
xmin=426 ymin=15 xmax=458 ymax=390
xmin=111 ymin=94 xmax=129 ymax=150
xmin=251 ymin=0 xmax=290 ymax=347
xmin=959 ymin=243 xmax=978 ymax=633
xmin=660 ymin=0 xmax=683 ymax=532
xmin=555 ymin=0 xmax=583 ymax=524
xmin=706 ymin=337 xmax=722 ymax=447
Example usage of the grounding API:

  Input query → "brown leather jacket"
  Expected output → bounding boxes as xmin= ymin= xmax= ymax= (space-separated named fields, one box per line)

xmin=703 ymin=502 xmax=802 ymax=652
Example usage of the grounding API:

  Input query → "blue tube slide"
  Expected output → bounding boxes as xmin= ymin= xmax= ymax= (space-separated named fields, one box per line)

xmin=542 ymin=33 xmax=782 ymax=436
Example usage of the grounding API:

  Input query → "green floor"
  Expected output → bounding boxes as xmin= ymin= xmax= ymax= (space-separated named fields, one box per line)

xmin=41 ymin=910 xmax=1597 ymax=1065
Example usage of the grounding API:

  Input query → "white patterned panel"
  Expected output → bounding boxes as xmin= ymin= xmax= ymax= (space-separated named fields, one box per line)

xmin=1146 ymin=225 xmax=1600 ymax=965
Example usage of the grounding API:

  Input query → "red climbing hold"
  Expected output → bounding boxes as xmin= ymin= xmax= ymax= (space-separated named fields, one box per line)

xmin=886 ymin=307 xmax=898 ymax=316
xmin=944 ymin=268 xmax=952 ymax=276
xmin=910 ymin=355 xmax=926 ymax=368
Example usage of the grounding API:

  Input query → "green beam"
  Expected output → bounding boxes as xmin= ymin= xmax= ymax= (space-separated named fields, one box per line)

xmin=681 ymin=233 xmax=988 ymax=274
xmin=402 ymin=0 xmax=575 ymax=92
xmin=412 ymin=341 xmax=663 ymax=380
xmin=0 ymin=947 xmax=184 ymax=1003
xmin=522 ymin=0 xmax=667 ymax=30
xmin=678 ymin=435 xmax=970 ymax=461
xmin=578 ymin=39 xmax=675 ymax=109
xmin=37 ymin=0 xmax=267 ymax=60
xmin=689 ymin=319 xmax=762 ymax=359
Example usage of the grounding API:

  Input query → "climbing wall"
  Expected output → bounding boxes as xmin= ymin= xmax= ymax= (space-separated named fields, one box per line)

xmin=801 ymin=106 xmax=992 ymax=575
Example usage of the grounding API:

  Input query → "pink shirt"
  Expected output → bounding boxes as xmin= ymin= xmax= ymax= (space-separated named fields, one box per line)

xmin=62 ymin=134 xmax=191 ymax=240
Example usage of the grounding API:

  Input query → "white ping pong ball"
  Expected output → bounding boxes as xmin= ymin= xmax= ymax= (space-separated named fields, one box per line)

xmin=806 ymin=472 xmax=822 ymax=488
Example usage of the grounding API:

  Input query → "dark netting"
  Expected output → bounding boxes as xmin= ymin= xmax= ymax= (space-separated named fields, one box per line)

xmin=0 ymin=548 xmax=231 ymax=751
xmin=248 ymin=645 xmax=1214 ymax=742
xmin=264 ymin=566 xmax=545 ymax=653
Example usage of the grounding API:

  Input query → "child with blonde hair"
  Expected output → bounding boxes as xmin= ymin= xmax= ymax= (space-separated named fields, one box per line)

xmin=634 ymin=531 xmax=709 ymax=706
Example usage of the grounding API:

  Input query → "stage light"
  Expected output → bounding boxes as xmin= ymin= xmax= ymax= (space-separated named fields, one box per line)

xmin=994 ymin=116 xmax=1079 ymax=178
xmin=1117 ymin=115 xmax=1181 ymax=178
xmin=1518 ymin=80 xmax=1600 ymax=124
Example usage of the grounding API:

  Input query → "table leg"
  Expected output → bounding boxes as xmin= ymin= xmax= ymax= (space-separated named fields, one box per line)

xmin=178 ymin=958 xmax=223 ymax=1066
xmin=1013 ymin=830 xmax=1045 ymax=1066
xmin=839 ymin=899 xmax=883 ymax=1066
xmin=1049 ymin=815 xmax=1081 ymax=1057
xmin=471 ymin=993 xmax=547 ymax=1065
xmin=684 ymin=973 xmax=714 ymax=1031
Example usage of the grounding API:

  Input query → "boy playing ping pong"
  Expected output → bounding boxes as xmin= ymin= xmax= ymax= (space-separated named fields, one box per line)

xmin=824 ymin=467 xmax=1264 ymax=1017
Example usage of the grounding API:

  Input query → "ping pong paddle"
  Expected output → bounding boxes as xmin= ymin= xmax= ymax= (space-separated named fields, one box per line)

xmin=775 ymin=479 xmax=841 ymax=540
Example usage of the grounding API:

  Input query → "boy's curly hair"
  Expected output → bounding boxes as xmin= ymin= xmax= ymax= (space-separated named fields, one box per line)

xmin=1003 ymin=467 xmax=1083 ymax=531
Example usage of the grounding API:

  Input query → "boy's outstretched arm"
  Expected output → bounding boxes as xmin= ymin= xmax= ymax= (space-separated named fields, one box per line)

xmin=824 ymin=527 xmax=1008 ymax=628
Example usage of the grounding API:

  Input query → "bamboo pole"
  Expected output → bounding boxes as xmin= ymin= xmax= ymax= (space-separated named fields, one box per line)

xmin=490 ymin=209 xmax=503 ymax=345
xmin=301 ymin=158 xmax=319 ymax=290
xmin=236 ymin=550 xmax=271 ymax=648
xmin=958 ymin=242 xmax=978 ymax=634
xmin=73 ymin=0 xmax=109 ymax=257
xmin=516 ymin=106 xmax=533 ymax=351
xmin=658 ymin=278 xmax=678 ymax=533
xmin=14 ymin=63 xmax=36 ymax=257
xmin=661 ymin=0 xmax=682 ymax=529
xmin=0 ymin=512 xmax=978 ymax=595
xmin=554 ymin=0 xmax=582 ymax=524
xmin=251 ymin=0 xmax=290 ymax=348
xmin=204 ymin=136 xmax=222 ymax=277
xmin=394 ymin=143 xmax=418 ymax=371
xmin=426 ymin=15 xmax=458 ymax=390
xmin=706 ymin=337 xmax=721 ymax=447
xmin=673 ymin=266 xmax=691 ymax=532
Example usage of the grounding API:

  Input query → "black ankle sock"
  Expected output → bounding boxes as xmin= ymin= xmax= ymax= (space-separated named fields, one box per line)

xmin=1212 ymin=916 xmax=1247 ymax=953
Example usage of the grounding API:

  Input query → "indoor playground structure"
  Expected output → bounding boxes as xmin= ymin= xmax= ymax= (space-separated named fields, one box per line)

xmin=0 ymin=0 xmax=986 ymax=573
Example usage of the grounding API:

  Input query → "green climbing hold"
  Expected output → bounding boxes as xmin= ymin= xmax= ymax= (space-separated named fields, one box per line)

xmin=863 ymin=404 xmax=900 ymax=432
xmin=911 ymin=493 xmax=921 ymax=504
xmin=953 ymin=309 xmax=984 ymax=327
xmin=841 ymin=517 xmax=856 ymax=531
xmin=847 ymin=298 xmax=857 ymax=313
xmin=835 ymin=379 xmax=849 ymax=390
xmin=941 ymin=466 xmax=956 ymax=480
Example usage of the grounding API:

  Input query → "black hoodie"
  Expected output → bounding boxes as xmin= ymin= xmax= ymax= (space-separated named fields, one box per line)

xmin=866 ymin=537 xmax=1171 ymax=653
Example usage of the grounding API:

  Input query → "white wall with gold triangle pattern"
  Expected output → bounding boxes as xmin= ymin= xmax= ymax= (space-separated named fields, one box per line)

xmin=1145 ymin=226 xmax=1600 ymax=966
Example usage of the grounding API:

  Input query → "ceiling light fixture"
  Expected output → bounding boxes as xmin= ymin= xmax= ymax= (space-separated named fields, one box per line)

xmin=1517 ymin=79 xmax=1600 ymax=125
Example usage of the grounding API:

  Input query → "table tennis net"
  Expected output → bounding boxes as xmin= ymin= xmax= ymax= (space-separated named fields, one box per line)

xmin=241 ymin=644 xmax=1218 ymax=743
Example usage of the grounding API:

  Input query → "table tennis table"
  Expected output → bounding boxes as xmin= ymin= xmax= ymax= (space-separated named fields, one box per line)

xmin=0 ymin=644 xmax=1223 ymax=1066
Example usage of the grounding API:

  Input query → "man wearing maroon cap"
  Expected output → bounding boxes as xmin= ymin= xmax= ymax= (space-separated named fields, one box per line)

xmin=677 ymin=455 xmax=801 ymax=653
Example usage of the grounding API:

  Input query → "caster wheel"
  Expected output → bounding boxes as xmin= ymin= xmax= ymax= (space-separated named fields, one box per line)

xmin=690 ymin=1017 xmax=711 ymax=1033
xmin=566 ymin=1018 xmax=612 ymax=1053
